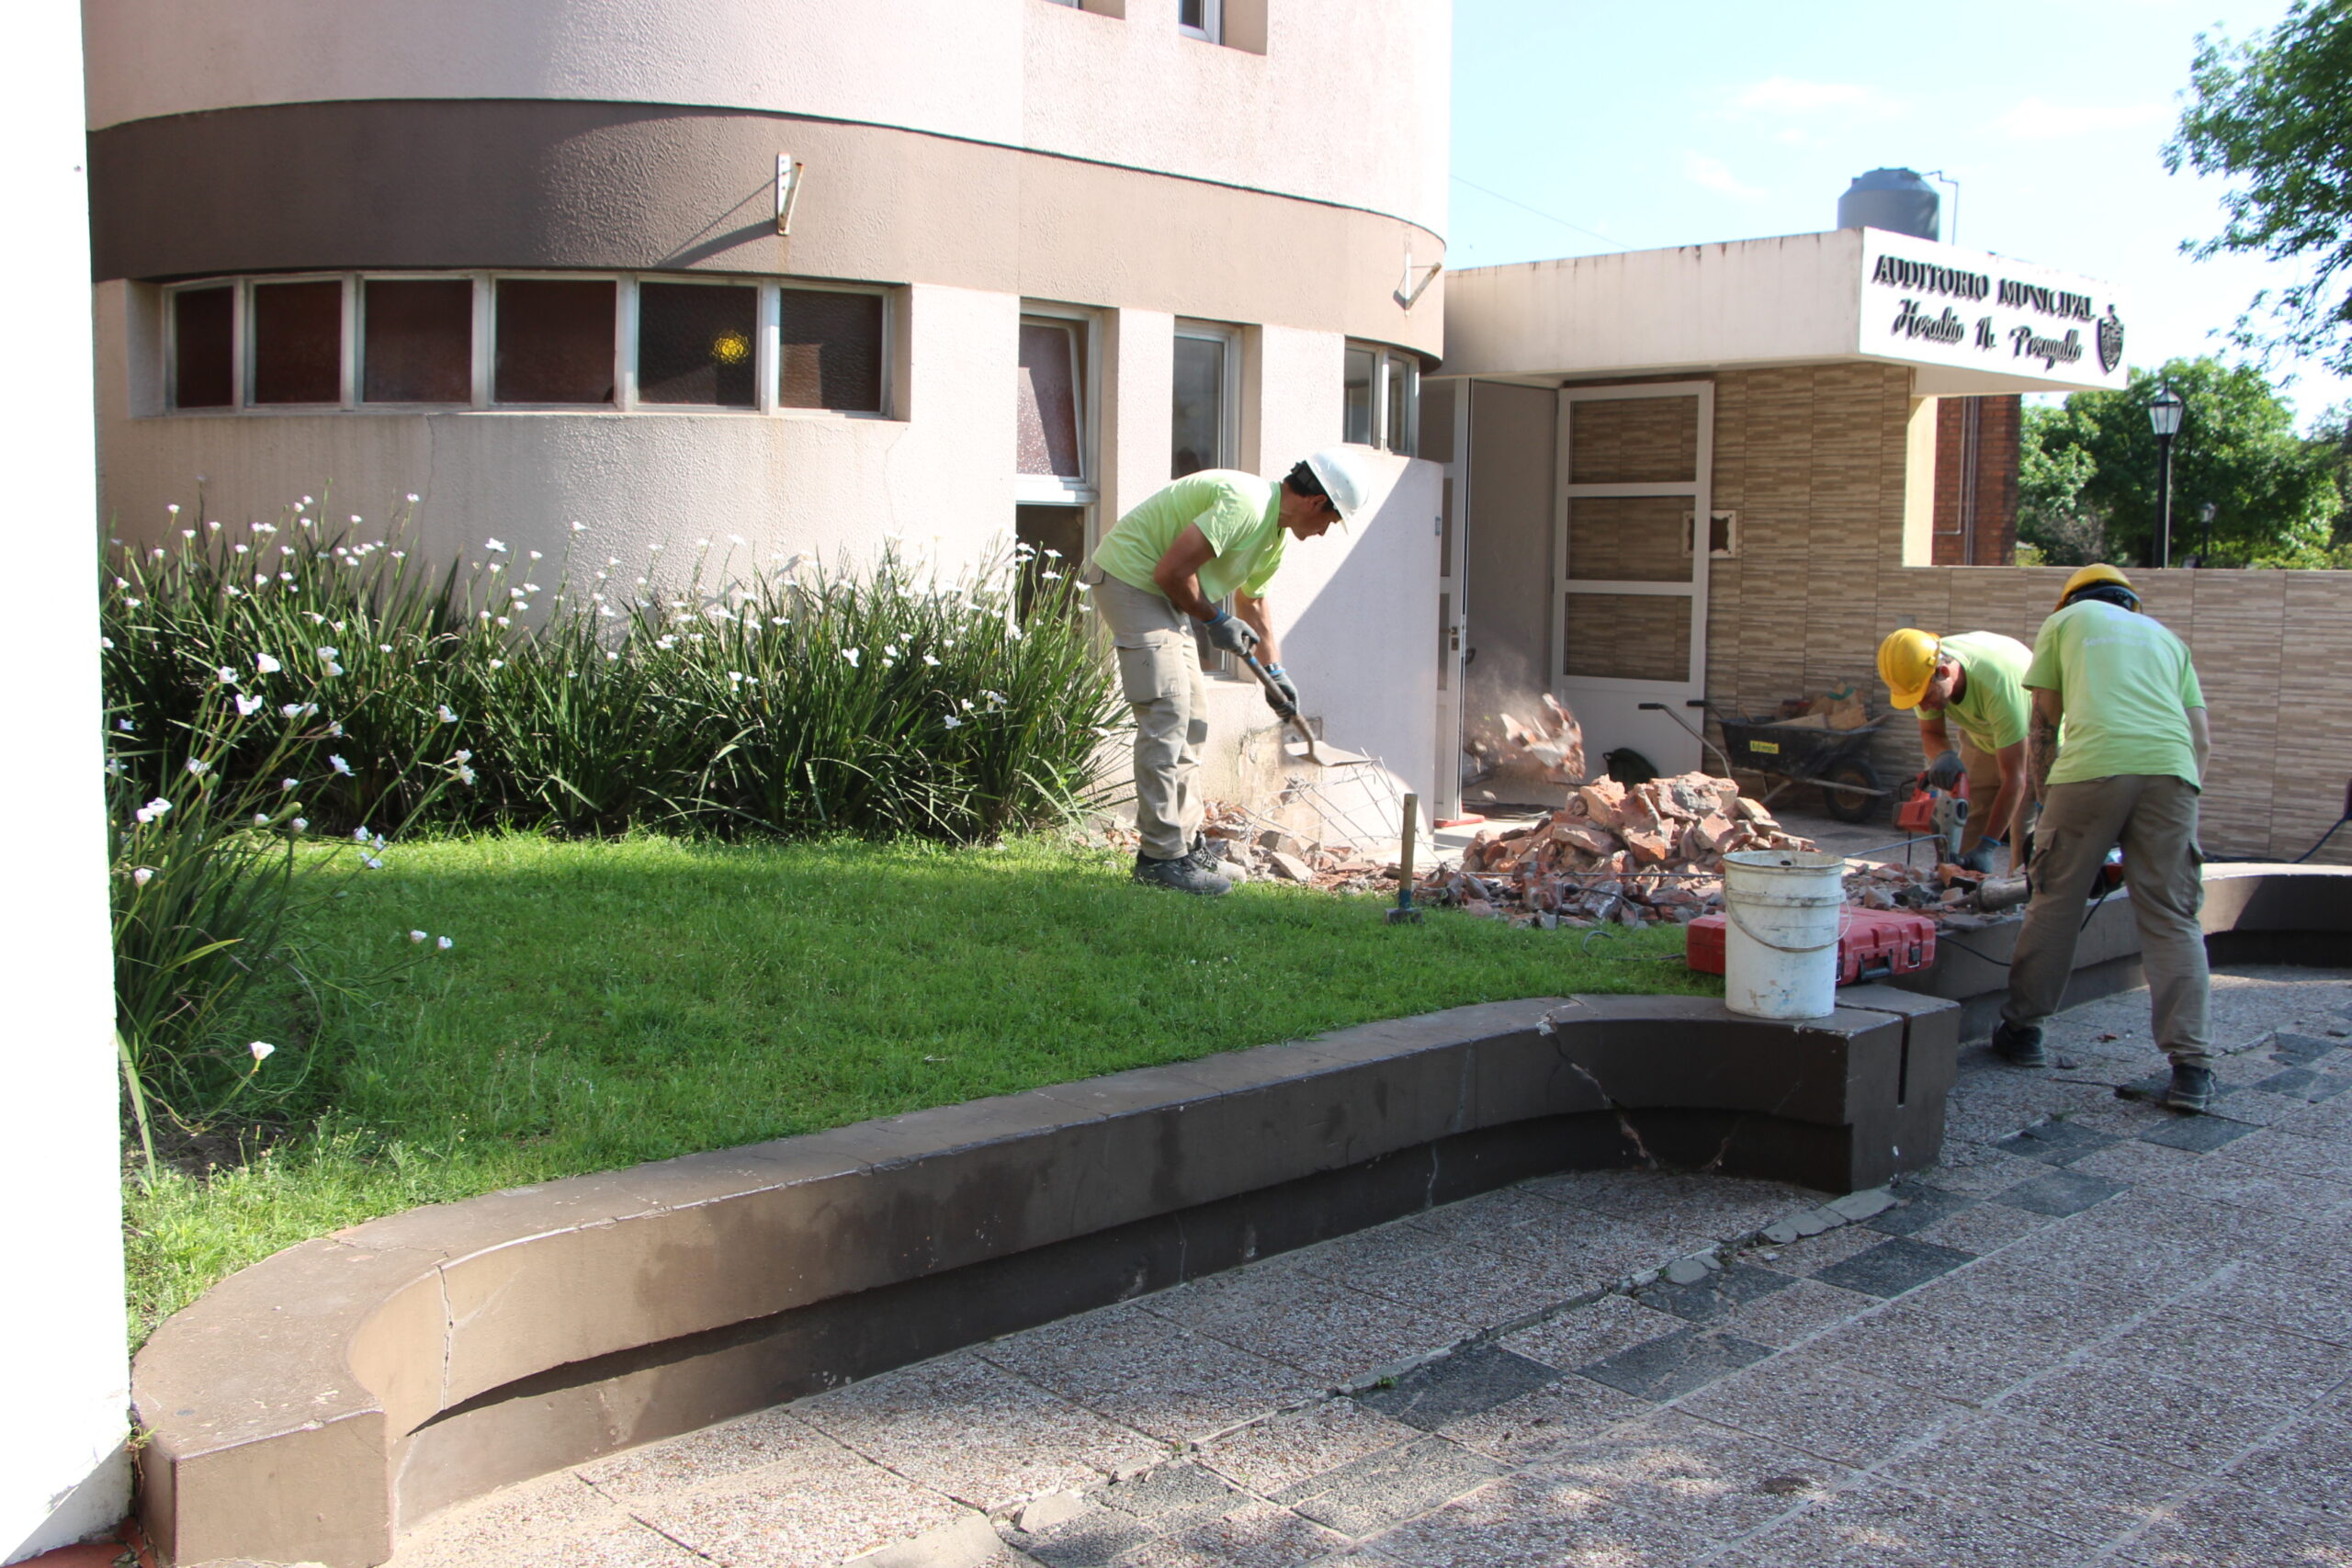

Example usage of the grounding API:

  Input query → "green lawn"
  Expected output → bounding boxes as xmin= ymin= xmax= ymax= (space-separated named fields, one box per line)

xmin=126 ymin=833 xmax=1716 ymax=1344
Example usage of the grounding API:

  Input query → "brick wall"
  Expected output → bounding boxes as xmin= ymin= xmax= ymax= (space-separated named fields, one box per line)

xmin=1700 ymin=363 xmax=2351 ymax=864
xmin=1930 ymin=395 xmax=2019 ymax=566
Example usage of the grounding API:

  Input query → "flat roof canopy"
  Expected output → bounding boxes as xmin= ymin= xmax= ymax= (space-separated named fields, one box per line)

xmin=1439 ymin=228 xmax=2132 ymax=397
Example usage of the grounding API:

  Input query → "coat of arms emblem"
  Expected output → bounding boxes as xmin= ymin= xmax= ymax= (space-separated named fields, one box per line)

xmin=2096 ymin=306 xmax=2125 ymax=374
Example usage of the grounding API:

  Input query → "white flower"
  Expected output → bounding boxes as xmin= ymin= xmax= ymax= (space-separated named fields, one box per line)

xmin=125 ymin=596 xmax=142 ymax=608
xmin=437 ymin=705 xmax=458 ymax=724
xmin=406 ymin=492 xmax=421 ymax=503
xmin=281 ymin=778 xmax=299 ymax=791
xmin=353 ymin=827 xmax=371 ymax=843
xmin=496 ymin=615 xmax=514 ymax=627
xmin=922 ymin=653 xmax=942 ymax=667
xmin=436 ymin=935 xmax=453 ymax=950
xmin=489 ymin=659 xmax=505 ymax=671
xmin=328 ymin=721 xmax=344 ymax=737
xmin=235 ymin=694 xmax=265 ymax=716
xmin=132 ymin=867 xmax=154 ymax=886
xmin=452 ymin=749 xmax=472 ymax=763
xmin=255 ymin=653 xmax=282 ymax=673
xmin=324 ymin=663 xmax=345 ymax=677
xmin=166 ymin=503 xmax=181 ymax=514
xmin=842 ymin=648 xmax=861 ymax=667
xmin=254 ymin=813 xmax=270 ymax=826
xmin=248 ymin=1041 xmax=276 ymax=1063
xmin=185 ymin=758 xmax=209 ymax=776
xmin=291 ymin=818 xmax=308 ymax=832
xmin=409 ymin=930 xmax=427 ymax=942
xmin=695 ymin=537 xmax=712 ymax=549
xmin=379 ymin=644 xmax=391 ymax=654
xmin=136 ymin=797 xmax=172 ymax=824
xmin=571 ymin=520 xmax=588 ymax=533
xmin=118 ymin=718 xmax=134 ymax=732
xmin=454 ymin=763 xmax=477 ymax=784
xmin=729 ymin=533 xmax=745 ymax=545
xmin=300 ymin=494 xmax=313 ymax=506
xmin=944 ymin=715 xmax=964 ymax=728
xmin=318 ymin=646 xmax=339 ymax=660
xmin=350 ymin=513 xmax=362 ymax=524
xmin=528 ymin=551 xmax=543 ymax=562
xmin=604 ymin=647 xmax=618 ymax=658
xmin=329 ymin=755 xmax=353 ymax=776
xmin=217 ymin=666 xmax=238 ymax=684
xmin=486 ymin=537 xmax=508 ymax=553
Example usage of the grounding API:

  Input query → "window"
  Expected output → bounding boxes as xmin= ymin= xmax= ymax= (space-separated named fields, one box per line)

xmin=1178 ymin=0 xmax=1221 ymax=40
xmin=778 ymin=288 xmax=886 ymax=413
xmin=1344 ymin=341 xmax=1419 ymax=455
xmin=639 ymin=281 xmax=758 ymax=408
xmin=494 ymin=278 xmax=616 ymax=406
xmin=171 ymin=285 xmax=235 ymax=410
xmin=156 ymin=272 xmax=893 ymax=418
xmin=1171 ymin=322 xmax=1238 ymax=479
xmin=363 ymin=278 xmax=473 ymax=404
xmin=250 ymin=279 xmax=344 ymax=405
xmin=1016 ymin=311 xmax=1095 ymax=503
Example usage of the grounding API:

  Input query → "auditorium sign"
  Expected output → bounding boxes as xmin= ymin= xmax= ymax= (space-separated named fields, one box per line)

xmin=1856 ymin=231 xmax=2130 ymax=390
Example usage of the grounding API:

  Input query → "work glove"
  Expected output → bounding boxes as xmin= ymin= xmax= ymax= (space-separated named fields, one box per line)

xmin=1958 ymin=838 xmax=2002 ymax=874
xmin=1262 ymin=663 xmax=1300 ymax=717
xmin=1204 ymin=608 xmax=1260 ymax=658
xmin=1925 ymin=749 xmax=1965 ymax=791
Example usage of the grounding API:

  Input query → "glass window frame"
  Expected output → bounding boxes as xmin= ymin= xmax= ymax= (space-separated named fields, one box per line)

xmin=1170 ymin=319 xmax=1241 ymax=479
xmin=1177 ymin=0 xmax=1222 ymax=41
xmin=153 ymin=272 xmax=898 ymax=420
xmin=1014 ymin=303 xmax=1101 ymax=508
xmin=1345 ymin=339 xmax=1420 ymax=457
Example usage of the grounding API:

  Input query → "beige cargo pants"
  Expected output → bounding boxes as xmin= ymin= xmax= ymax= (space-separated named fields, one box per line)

xmin=1954 ymin=735 xmax=2006 ymax=854
xmin=2000 ymin=773 xmax=2211 ymax=1066
xmin=1084 ymin=564 xmax=1207 ymax=863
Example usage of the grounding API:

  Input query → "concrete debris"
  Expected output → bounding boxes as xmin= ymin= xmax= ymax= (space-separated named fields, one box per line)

xmin=1414 ymin=771 xmax=1815 ymax=927
xmin=1495 ymin=693 xmax=1588 ymax=783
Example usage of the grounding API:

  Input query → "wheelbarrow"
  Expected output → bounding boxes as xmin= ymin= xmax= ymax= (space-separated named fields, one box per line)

xmin=1636 ymin=699 xmax=1892 ymax=824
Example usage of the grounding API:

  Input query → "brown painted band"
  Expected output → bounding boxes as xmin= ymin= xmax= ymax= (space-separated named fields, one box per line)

xmin=88 ymin=99 xmax=1444 ymax=354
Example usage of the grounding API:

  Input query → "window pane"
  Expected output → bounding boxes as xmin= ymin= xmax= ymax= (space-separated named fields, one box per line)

xmin=251 ymin=280 xmax=342 ymax=405
xmin=1563 ymin=592 xmax=1690 ymax=682
xmin=1385 ymin=355 xmax=1414 ymax=455
xmin=1342 ymin=345 xmax=1374 ymax=445
xmin=363 ymin=278 xmax=472 ymax=404
xmin=173 ymin=286 xmax=234 ymax=409
xmin=639 ymin=282 xmax=757 ymax=408
xmin=778 ymin=288 xmax=884 ymax=412
xmin=1016 ymin=321 xmax=1083 ymax=478
xmin=494 ymin=278 xmax=615 ymax=405
xmin=1171 ymin=333 xmax=1226 ymax=478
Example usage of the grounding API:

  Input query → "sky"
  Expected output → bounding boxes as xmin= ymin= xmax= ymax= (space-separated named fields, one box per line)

xmin=1447 ymin=0 xmax=2348 ymax=426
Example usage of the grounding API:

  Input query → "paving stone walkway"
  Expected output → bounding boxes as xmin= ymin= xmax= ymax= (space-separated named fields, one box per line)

xmin=390 ymin=964 xmax=2352 ymax=1568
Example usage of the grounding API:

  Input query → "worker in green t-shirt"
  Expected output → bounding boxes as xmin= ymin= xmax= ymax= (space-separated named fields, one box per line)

xmin=1877 ymin=627 xmax=2033 ymax=873
xmin=1992 ymin=565 xmax=2216 ymax=1112
xmin=1082 ymin=448 xmax=1375 ymax=895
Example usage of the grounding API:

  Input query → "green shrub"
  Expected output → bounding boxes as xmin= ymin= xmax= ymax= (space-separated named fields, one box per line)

xmin=101 ymin=501 xmax=1125 ymax=1138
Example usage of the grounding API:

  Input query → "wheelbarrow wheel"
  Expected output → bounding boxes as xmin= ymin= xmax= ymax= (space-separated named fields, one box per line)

xmin=1819 ymin=757 xmax=1881 ymax=824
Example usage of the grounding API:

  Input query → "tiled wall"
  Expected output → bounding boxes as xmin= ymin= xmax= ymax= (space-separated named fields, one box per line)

xmin=1701 ymin=364 xmax=2351 ymax=865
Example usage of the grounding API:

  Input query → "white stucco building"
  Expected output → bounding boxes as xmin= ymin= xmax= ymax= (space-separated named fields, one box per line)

xmin=85 ymin=0 xmax=1452 ymax=806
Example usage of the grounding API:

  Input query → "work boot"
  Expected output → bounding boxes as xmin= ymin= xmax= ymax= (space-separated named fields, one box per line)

xmin=1990 ymin=1020 xmax=2049 ymax=1068
xmin=1134 ymin=852 xmax=1231 ymax=897
xmin=2160 ymin=1063 xmax=2216 ymax=1114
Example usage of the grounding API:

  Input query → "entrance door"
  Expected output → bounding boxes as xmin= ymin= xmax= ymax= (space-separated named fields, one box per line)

xmin=1430 ymin=380 xmax=1468 ymax=821
xmin=1553 ymin=382 xmax=1713 ymax=775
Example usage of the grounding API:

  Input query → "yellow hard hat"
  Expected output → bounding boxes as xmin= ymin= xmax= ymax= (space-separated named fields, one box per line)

xmin=1877 ymin=628 xmax=1940 ymax=711
xmin=2055 ymin=563 xmax=2138 ymax=613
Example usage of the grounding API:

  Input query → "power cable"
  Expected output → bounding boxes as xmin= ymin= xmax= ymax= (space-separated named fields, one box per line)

xmin=1449 ymin=175 xmax=1628 ymax=249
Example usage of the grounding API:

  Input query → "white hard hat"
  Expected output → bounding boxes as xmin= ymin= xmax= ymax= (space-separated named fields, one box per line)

xmin=1304 ymin=446 xmax=1378 ymax=525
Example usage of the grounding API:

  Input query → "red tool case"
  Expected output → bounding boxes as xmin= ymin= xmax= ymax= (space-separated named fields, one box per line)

xmin=1686 ymin=907 xmax=1938 ymax=986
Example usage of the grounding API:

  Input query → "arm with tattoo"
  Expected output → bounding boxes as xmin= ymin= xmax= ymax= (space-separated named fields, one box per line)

xmin=2027 ymin=686 xmax=2064 ymax=803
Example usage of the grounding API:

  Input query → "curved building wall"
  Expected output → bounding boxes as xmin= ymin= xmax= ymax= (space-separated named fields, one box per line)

xmin=84 ymin=0 xmax=1451 ymax=236
xmin=85 ymin=0 xmax=1451 ymax=800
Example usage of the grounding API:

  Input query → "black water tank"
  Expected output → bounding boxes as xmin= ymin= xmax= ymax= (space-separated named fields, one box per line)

xmin=1838 ymin=168 xmax=1939 ymax=240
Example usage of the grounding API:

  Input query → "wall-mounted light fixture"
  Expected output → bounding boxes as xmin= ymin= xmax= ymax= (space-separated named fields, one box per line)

xmin=1396 ymin=247 xmax=1442 ymax=310
xmin=775 ymin=154 xmax=806 ymax=236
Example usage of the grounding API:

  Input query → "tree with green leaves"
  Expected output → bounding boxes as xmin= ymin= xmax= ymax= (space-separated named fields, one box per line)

xmin=2018 ymin=357 xmax=2340 ymax=568
xmin=2167 ymin=1 xmax=2352 ymax=377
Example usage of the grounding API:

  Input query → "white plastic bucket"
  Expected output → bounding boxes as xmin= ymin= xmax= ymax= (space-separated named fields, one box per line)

xmin=1720 ymin=849 xmax=1849 ymax=1020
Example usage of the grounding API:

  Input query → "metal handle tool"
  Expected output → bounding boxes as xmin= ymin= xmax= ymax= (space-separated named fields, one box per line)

xmin=1388 ymin=792 xmax=1423 ymax=923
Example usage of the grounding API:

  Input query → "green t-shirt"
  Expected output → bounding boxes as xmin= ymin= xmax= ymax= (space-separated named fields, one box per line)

xmin=2026 ymin=601 xmax=2206 ymax=788
xmin=1091 ymin=471 xmax=1287 ymax=604
xmin=1939 ymin=630 xmax=2031 ymax=752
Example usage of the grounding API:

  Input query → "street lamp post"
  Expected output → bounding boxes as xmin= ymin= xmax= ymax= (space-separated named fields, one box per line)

xmin=2149 ymin=386 xmax=2186 ymax=568
xmin=2198 ymin=501 xmax=2217 ymax=567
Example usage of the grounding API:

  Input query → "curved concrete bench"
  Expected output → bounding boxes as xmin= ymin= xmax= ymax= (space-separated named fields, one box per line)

xmin=133 ymin=864 xmax=2351 ymax=1567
